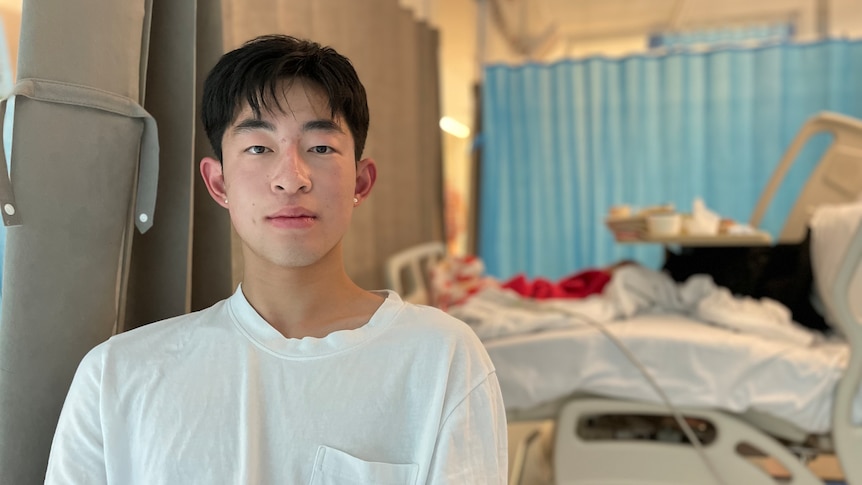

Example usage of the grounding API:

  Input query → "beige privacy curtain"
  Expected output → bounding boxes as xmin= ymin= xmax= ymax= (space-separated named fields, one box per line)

xmin=0 ymin=0 xmax=443 ymax=482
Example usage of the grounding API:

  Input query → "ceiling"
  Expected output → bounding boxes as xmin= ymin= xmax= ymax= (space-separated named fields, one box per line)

xmin=534 ymin=0 xmax=682 ymax=40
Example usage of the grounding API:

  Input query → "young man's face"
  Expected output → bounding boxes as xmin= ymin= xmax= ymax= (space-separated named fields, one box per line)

xmin=200 ymin=78 xmax=376 ymax=270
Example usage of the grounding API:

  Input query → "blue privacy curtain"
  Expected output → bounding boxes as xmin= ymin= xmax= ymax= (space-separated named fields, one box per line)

xmin=479 ymin=40 xmax=862 ymax=280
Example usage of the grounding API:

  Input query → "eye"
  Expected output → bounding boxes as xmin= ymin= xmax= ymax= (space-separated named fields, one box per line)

xmin=245 ymin=145 xmax=269 ymax=155
xmin=310 ymin=146 xmax=333 ymax=154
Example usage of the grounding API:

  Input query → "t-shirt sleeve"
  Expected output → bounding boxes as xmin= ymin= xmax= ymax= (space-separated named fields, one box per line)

xmin=44 ymin=346 xmax=108 ymax=485
xmin=426 ymin=370 xmax=508 ymax=484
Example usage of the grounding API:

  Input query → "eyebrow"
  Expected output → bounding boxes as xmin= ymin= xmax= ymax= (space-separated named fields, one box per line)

xmin=302 ymin=119 xmax=344 ymax=134
xmin=231 ymin=118 xmax=275 ymax=134
xmin=230 ymin=118 xmax=345 ymax=135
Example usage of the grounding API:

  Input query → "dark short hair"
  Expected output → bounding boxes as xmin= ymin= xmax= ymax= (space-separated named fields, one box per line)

xmin=201 ymin=34 xmax=370 ymax=161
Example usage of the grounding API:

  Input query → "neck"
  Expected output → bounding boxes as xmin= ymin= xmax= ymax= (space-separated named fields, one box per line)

xmin=239 ymin=245 xmax=384 ymax=339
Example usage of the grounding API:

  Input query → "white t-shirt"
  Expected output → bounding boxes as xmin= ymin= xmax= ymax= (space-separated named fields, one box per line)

xmin=45 ymin=288 xmax=508 ymax=484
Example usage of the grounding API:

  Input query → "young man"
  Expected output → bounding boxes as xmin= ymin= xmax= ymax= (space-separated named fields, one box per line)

xmin=45 ymin=35 xmax=508 ymax=484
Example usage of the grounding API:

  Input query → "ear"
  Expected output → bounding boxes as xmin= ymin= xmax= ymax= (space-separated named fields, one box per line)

xmin=200 ymin=156 xmax=229 ymax=209
xmin=353 ymin=158 xmax=377 ymax=202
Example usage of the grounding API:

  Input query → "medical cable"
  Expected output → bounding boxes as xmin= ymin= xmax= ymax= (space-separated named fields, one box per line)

xmin=541 ymin=301 xmax=731 ymax=485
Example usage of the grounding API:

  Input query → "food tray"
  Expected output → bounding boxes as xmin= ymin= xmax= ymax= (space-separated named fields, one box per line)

xmin=605 ymin=215 xmax=648 ymax=241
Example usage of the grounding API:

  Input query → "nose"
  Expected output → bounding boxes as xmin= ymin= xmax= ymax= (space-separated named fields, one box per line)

xmin=271 ymin=147 xmax=311 ymax=193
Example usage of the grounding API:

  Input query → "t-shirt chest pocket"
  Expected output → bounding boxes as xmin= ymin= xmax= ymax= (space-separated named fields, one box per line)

xmin=308 ymin=445 xmax=419 ymax=485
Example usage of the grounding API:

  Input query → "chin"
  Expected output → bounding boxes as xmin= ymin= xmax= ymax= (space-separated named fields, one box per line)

xmin=269 ymin=253 xmax=323 ymax=269
xmin=243 ymin=237 xmax=342 ymax=270
xmin=268 ymin=246 xmax=337 ymax=269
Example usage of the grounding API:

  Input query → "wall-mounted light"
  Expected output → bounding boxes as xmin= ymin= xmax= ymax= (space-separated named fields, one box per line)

xmin=439 ymin=116 xmax=471 ymax=139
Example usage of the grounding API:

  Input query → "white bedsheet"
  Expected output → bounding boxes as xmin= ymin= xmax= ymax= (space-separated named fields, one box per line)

xmin=452 ymin=265 xmax=820 ymax=347
xmin=485 ymin=313 xmax=852 ymax=434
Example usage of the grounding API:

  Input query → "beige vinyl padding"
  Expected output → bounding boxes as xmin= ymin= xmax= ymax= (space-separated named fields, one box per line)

xmin=750 ymin=111 xmax=862 ymax=243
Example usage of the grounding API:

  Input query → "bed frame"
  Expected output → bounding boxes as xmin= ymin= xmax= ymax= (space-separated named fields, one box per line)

xmin=383 ymin=112 xmax=862 ymax=484
xmin=383 ymin=241 xmax=445 ymax=305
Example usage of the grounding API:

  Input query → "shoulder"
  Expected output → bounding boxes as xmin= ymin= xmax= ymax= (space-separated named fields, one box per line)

xmin=383 ymin=297 xmax=496 ymax=377
xmin=94 ymin=299 xmax=231 ymax=364
xmin=389 ymin=299 xmax=485 ymax=348
xmin=394 ymin=299 xmax=473 ymax=331
xmin=388 ymin=300 xmax=507 ymax=437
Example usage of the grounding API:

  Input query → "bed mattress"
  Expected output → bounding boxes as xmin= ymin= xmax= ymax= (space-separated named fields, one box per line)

xmin=485 ymin=313 xmax=851 ymax=434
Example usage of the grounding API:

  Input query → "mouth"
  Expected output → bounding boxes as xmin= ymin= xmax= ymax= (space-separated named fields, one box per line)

xmin=266 ymin=208 xmax=317 ymax=229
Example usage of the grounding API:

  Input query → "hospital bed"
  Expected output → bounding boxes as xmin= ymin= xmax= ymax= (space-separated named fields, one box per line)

xmin=384 ymin=112 xmax=862 ymax=485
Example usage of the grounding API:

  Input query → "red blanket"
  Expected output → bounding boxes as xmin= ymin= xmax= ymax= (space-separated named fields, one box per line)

xmin=502 ymin=269 xmax=611 ymax=299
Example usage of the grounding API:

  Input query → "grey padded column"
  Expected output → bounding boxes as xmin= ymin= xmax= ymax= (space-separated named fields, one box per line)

xmin=0 ymin=0 xmax=155 ymax=482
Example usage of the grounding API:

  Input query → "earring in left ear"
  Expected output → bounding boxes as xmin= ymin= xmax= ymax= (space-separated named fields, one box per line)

xmin=353 ymin=197 xmax=359 ymax=205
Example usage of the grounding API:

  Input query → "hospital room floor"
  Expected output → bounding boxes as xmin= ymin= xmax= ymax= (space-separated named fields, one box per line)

xmin=507 ymin=421 xmax=847 ymax=485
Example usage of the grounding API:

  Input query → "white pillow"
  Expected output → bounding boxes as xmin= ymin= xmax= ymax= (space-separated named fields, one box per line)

xmin=809 ymin=200 xmax=862 ymax=331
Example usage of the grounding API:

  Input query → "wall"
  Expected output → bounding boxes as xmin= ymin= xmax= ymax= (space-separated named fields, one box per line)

xmin=0 ymin=2 xmax=20 ymax=92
